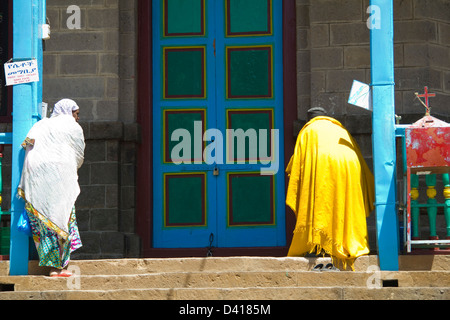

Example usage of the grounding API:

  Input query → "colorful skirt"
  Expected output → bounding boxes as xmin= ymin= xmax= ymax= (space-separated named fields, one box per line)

xmin=26 ymin=205 xmax=82 ymax=269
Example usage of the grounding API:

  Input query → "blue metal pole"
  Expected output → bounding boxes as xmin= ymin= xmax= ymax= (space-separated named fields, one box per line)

xmin=370 ymin=0 xmax=399 ymax=271
xmin=10 ymin=0 xmax=44 ymax=275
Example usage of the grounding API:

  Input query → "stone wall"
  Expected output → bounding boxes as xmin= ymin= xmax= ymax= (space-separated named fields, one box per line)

xmin=43 ymin=0 xmax=140 ymax=259
xmin=296 ymin=0 xmax=450 ymax=251
xmin=296 ymin=0 xmax=449 ymax=123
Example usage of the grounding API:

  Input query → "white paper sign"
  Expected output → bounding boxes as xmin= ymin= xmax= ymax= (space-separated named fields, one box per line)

xmin=3 ymin=59 xmax=39 ymax=86
xmin=348 ymin=80 xmax=372 ymax=111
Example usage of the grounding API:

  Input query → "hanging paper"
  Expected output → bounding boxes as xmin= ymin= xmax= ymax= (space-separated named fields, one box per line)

xmin=348 ymin=80 xmax=372 ymax=111
xmin=3 ymin=59 xmax=39 ymax=86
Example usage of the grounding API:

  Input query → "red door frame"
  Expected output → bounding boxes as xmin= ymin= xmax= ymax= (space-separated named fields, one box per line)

xmin=136 ymin=0 xmax=297 ymax=258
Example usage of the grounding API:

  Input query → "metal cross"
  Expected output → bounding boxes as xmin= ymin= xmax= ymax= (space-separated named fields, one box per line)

xmin=416 ymin=86 xmax=436 ymax=114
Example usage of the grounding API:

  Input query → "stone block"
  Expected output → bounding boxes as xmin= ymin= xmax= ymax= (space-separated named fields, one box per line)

xmin=43 ymin=54 xmax=57 ymax=76
xmin=43 ymin=77 xmax=105 ymax=99
xmin=101 ymin=232 xmax=125 ymax=254
xmin=47 ymin=0 xmax=104 ymax=6
xmin=84 ymin=140 xmax=106 ymax=163
xmin=106 ymin=185 xmax=119 ymax=208
xmin=311 ymin=47 xmax=343 ymax=69
xmin=45 ymin=32 xmax=104 ymax=52
xmin=74 ymin=208 xmax=90 ymax=232
xmin=120 ymin=142 xmax=137 ymax=164
xmin=120 ymin=186 xmax=135 ymax=210
xmin=46 ymin=8 xmax=60 ymax=31
xmin=87 ymin=9 xmax=119 ymax=30
xmin=310 ymin=24 xmax=329 ymax=48
xmin=100 ymin=54 xmax=119 ymax=75
xmin=394 ymin=20 xmax=437 ymax=43
xmin=344 ymin=46 xmax=370 ymax=68
xmin=90 ymin=162 xmax=119 ymax=185
xmin=297 ymin=51 xmax=311 ymax=73
xmin=88 ymin=121 xmax=123 ymax=140
xmin=90 ymin=208 xmax=119 ymax=231
xmin=326 ymin=69 xmax=366 ymax=92
xmin=119 ymin=9 xmax=136 ymax=33
xmin=296 ymin=28 xmax=310 ymax=50
xmin=77 ymin=163 xmax=90 ymax=186
xmin=310 ymin=0 xmax=362 ymax=23
xmin=414 ymin=0 xmax=450 ymax=23
xmin=330 ymin=23 xmax=369 ymax=46
xmin=77 ymin=185 xmax=106 ymax=209
xmin=311 ymin=71 xmax=326 ymax=93
xmin=404 ymin=44 xmax=428 ymax=67
xmin=59 ymin=54 xmax=98 ymax=75
xmin=438 ymin=23 xmax=450 ymax=46
xmin=107 ymin=140 xmax=120 ymax=162
xmin=123 ymin=123 xmax=140 ymax=143
xmin=393 ymin=0 xmax=413 ymax=20
xmin=121 ymin=164 xmax=136 ymax=187
xmin=395 ymin=67 xmax=430 ymax=90
xmin=444 ymin=71 xmax=450 ymax=92
xmin=96 ymin=100 xmax=119 ymax=121
xmin=124 ymin=233 xmax=141 ymax=258
xmin=296 ymin=4 xmax=310 ymax=27
xmin=106 ymin=78 xmax=120 ymax=100
xmin=310 ymin=92 xmax=345 ymax=116
xmin=120 ymin=209 xmax=136 ymax=234
xmin=75 ymin=231 xmax=101 ymax=255
xmin=428 ymin=44 xmax=450 ymax=69
xmin=297 ymin=73 xmax=311 ymax=96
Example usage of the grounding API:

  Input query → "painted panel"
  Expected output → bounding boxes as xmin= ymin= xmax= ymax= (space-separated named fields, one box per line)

xmin=164 ymin=173 xmax=207 ymax=227
xmin=226 ymin=0 xmax=272 ymax=36
xmin=226 ymin=109 xmax=273 ymax=163
xmin=163 ymin=109 xmax=206 ymax=163
xmin=163 ymin=0 xmax=205 ymax=37
xmin=227 ymin=173 xmax=274 ymax=226
xmin=163 ymin=46 xmax=206 ymax=99
xmin=226 ymin=45 xmax=273 ymax=99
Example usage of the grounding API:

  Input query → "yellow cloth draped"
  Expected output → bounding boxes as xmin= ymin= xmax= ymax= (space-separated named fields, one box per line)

xmin=286 ymin=116 xmax=375 ymax=270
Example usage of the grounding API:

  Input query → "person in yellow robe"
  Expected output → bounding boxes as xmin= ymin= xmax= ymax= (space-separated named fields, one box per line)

xmin=286 ymin=108 xmax=375 ymax=270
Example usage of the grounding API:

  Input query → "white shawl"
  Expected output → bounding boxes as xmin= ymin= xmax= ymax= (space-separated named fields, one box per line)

xmin=18 ymin=115 xmax=85 ymax=239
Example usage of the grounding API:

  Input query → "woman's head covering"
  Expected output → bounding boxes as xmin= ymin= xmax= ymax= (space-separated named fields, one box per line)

xmin=51 ymin=99 xmax=79 ymax=117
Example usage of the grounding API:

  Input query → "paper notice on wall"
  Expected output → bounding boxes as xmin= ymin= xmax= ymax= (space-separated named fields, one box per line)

xmin=348 ymin=80 xmax=372 ymax=111
xmin=3 ymin=59 xmax=39 ymax=86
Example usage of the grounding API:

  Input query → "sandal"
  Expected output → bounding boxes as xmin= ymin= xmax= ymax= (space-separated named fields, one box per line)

xmin=49 ymin=269 xmax=73 ymax=277
xmin=323 ymin=263 xmax=340 ymax=271
xmin=312 ymin=263 xmax=324 ymax=271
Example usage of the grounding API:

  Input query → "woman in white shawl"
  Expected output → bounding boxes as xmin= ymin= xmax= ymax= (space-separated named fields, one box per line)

xmin=18 ymin=99 xmax=85 ymax=277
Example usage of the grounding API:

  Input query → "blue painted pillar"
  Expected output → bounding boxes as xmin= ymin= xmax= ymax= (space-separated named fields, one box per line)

xmin=10 ymin=0 xmax=46 ymax=275
xmin=370 ymin=0 xmax=399 ymax=270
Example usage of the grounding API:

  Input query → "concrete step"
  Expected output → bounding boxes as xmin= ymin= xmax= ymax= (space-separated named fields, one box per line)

xmin=1 ymin=270 xmax=449 ymax=292
xmin=2 ymin=286 xmax=449 ymax=300
xmin=2 ymin=254 xmax=449 ymax=277
xmin=0 ymin=255 xmax=449 ymax=300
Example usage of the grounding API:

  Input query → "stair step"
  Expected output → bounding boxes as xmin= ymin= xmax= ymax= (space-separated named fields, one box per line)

xmin=0 ymin=270 xmax=449 ymax=292
xmin=1 ymin=254 xmax=447 ymax=277
xmin=0 ymin=255 xmax=449 ymax=300
xmin=1 ymin=286 xmax=449 ymax=300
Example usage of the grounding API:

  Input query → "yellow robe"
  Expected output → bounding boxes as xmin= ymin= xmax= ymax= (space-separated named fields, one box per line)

xmin=286 ymin=116 xmax=375 ymax=270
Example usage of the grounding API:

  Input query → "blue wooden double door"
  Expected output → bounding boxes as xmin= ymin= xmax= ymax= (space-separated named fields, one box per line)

xmin=152 ymin=0 xmax=285 ymax=250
